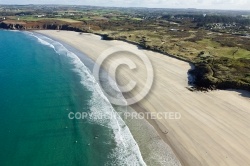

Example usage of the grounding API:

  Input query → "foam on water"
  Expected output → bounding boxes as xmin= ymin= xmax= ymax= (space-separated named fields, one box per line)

xmin=26 ymin=32 xmax=55 ymax=49
xmin=27 ymin=32 xmax=146 ymax=166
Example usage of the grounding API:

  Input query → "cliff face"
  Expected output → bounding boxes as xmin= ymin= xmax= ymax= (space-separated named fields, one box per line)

xmin=0 ymin=22 xmax=25 ymax=30
xmin=0 ymin=20 xmax=88 ymax=32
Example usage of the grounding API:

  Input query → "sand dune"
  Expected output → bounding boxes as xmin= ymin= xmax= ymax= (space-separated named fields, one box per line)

xmin=36 ymin=30 xmax=250 ymax=166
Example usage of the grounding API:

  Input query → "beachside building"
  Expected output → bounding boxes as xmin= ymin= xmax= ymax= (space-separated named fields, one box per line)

xmin=36 ymin=14 xmax=46 ymax=18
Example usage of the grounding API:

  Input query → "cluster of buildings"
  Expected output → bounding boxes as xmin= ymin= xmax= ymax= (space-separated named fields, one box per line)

xmin=207 ymin=23 xmax=238 ymax=30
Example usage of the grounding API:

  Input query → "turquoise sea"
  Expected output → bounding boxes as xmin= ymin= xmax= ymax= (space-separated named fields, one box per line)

xmin=0 ymin=30 xmax=146 ymax=166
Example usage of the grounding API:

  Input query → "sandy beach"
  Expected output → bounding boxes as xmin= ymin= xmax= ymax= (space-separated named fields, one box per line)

xmin=36 ymin=30 xmax=250 ymax=166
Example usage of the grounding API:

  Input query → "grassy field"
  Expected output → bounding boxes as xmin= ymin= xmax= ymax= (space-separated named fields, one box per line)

xmin=17 ymin=16 xmax=82 ymax=23
xmin=97 ymin=28 xmax=250 ymax=61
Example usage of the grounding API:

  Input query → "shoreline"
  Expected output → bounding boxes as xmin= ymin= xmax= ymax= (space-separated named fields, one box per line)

xmin=35 ymin=30 xmax=250 ymax=166
xmin=32 ymin=31 xmax=181 ymax=165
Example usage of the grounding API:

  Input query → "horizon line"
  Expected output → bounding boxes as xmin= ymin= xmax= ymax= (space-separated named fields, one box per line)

xmin=0 ymin=4 xmax=250 ymax=12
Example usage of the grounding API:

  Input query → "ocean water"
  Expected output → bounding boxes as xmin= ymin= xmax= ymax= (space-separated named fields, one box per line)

xmin=0 ymin=30 xmax=146 ymax=166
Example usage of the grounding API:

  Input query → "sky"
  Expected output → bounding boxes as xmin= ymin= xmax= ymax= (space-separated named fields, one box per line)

xmin=0 ymin=0 xmax=250 ymax=10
